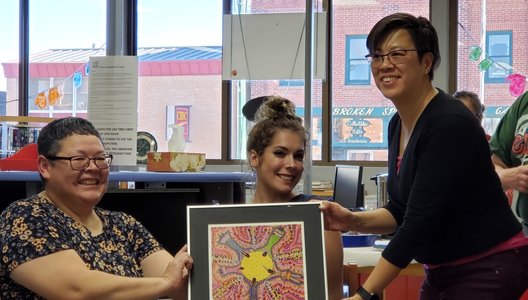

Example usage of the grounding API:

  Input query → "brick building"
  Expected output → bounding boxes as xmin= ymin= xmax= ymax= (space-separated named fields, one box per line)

xmin=1 ymin=0 xmax=527 ymax=160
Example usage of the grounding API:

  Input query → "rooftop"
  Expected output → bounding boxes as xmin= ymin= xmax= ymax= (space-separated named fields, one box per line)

xmin=9 ymin=46 xmax=222 ymax=63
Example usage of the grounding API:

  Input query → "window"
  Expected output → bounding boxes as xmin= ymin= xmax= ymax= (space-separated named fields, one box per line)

xmin=0 ymin=1 xmax=105 ymax=119
xmin=346 ymin=150 xmax=373 ymax=161
xmin=227 ymin=1 xmax=324 ymax=161
xmin=331 ymin=2 xmax=429 ymax=161
xmin=457 ymin=1 xmax=526 ymax=138
xmin=0 ymin=92 xmax=5 ymax=116
xmin=345 ymin=35 xmax=370 ymax=85
xmin=138 ymin=0 xmax=222 ymax=159
xmin=0 ymin=1 xmax=18 ymax=117
xmin=11 ymin=1 xmax=519 ymax=165
xmin=28 ymin=0 xmax=105 ymax=119
xmin=278 ymin=80 xmax=304 ymax=87
xmin=485 ymin=31 xmax=512 ymax=83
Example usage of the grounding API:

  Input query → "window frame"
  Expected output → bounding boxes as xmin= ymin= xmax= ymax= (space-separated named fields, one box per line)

xmin=278 ymin=79 xmax=305 ymax=87
xmin=485 ymin=30 xmax=512 ymax=84
xmin=5 ymin=0 xmax=453 ymax=166
xmin=344 ymin=35 xmax=371 ymax=85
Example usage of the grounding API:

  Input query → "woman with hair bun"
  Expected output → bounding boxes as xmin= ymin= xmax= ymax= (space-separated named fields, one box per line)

xmin=246 ymin=95 xmax=344 ymax=299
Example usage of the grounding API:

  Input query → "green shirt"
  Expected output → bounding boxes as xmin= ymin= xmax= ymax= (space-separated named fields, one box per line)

xmin=489 ymin=91 xmax=528 ymax=223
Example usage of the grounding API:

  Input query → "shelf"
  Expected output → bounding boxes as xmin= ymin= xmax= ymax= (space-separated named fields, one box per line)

xmin=0 ymin=116 xmax=55 ymax=124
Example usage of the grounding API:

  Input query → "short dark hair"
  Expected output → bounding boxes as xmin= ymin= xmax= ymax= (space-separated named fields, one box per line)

xmin=246 ymin=96 xmax=308 ymax=158
xmin=366 ymin=12 xmax=441 ymax=80
xmin=38 ymin=117 xmax=102 ymax=157
xmin=453 ymin=90 xmax=485 ymax=121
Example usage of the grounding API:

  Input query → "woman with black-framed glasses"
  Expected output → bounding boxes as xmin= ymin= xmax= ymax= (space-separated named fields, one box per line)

xmin=321 ymin=13 xmax=528 ymax=300
xmin=0 ymin=117 xmax=193 ymax=299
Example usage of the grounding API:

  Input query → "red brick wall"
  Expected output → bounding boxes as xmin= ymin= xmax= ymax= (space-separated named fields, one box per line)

xmin=457 ymin=0 xmax=528 ymax=107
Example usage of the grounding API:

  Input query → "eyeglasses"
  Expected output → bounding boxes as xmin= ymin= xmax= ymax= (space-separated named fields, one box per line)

xmin=46 ymin=154 xmax=113 ymax=171
xmin=365 ymin=49 xmax=418 ymax=67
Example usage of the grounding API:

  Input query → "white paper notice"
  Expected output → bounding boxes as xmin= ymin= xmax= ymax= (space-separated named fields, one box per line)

xmin=87 ymin=56 xmax=138 ymax=166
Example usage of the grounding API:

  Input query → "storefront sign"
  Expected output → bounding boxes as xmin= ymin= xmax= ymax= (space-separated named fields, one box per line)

xmin=175 ymin=106 xmax=190 ymax=142
xmin=332 ymin=106 xmax=397 ymax=117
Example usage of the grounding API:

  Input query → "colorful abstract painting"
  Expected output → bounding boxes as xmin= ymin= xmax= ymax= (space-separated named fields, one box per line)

xmin=209 ymin=223 xmax=306 ymax=299
xmin=187 ymin=202 xmax=327 ymax=299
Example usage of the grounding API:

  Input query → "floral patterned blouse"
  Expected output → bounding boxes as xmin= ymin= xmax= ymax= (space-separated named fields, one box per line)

xmin=0 ymin=193 xmax=162 ymax=299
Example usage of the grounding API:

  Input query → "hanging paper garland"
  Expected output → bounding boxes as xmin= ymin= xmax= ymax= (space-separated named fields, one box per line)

xmin=478 ymin=58 xmax=493 ymax=71
xmin=73 ymin=71 xmax=83 ymax=89
xmin=85 ymin=62 xmax=90 ymax=75
xmin=48 ymin=86 xmax=61 ymax=106
xmin=460 ymin=21 xmax=527 ymax=97
xmin=35 ymin=92 xmax=47 ymax=109
xmin=506 ymin=73 xmax=527 ymax=97
xmin=466 ymin=43 xmax=526 ymax=97
xmin=27 ymin=62 xmax=88 ymax=110
xmin=469 ymin=46 xmax=482 ymax=61
xmin=470 ymin=46 xmax=526 ymax=96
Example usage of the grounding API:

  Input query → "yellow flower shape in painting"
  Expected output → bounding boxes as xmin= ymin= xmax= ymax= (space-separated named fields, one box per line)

xmin=240 ymin=250 xmax=274 ymax=282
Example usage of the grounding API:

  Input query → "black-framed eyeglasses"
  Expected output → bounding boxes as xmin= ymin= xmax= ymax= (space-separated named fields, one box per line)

xmin=46 ymin=154 xmax=113 ymax=171
xmin=365 ymin=49 xmax=418 ymax=67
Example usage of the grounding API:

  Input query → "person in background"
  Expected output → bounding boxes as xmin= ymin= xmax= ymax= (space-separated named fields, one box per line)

xmin=490 ymin=90 xmax=528 ymax=235
xmin=247 ymin=96 xmax=344 ymax=300
xmin=454 ymin=90 xmax=515 ymax=206
xmin=319 ymin=13 xmax=528 ymax=300
xmin=453 ymin=90 xmax=485 ymax=121
xmin=453 ymin=90 xmax=491 ymax=141
xmin=0 ymin=117 xmax=193 ymax=299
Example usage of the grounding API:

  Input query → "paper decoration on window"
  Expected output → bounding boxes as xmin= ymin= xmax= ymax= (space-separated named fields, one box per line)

xmin=26 ymin=63 xmax=87 ymax=110
xmin=478 ymin=58 xmax=493 ymax=71
xmin=506 ymin=73 xmax=526 ymax=97
xmin=85 ymin=63 xmax=90 ymax=75
xmin=48 ymin=86 xmax=62 ymax=106
xmin=459 ymin=22 xmax=526 ymax=97
xmin=73 ymin=71 xmax=83 ymax=89
xmin=469 ymin=46 xmax=482 ymax=61
xmin=35 ymin=92 xmax=47 ymax=109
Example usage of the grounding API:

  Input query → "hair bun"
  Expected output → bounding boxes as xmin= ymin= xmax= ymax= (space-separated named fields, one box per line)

xmin=254 ymin=96 xmax=299 ymax=123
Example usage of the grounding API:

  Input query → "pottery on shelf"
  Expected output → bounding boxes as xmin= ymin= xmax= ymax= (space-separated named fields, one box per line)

xmin=168 ymin=124 xmax=186 ymax=152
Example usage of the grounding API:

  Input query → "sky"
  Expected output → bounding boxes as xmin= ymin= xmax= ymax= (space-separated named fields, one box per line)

xmin=0 ymin=0 xmax=223 ymax=90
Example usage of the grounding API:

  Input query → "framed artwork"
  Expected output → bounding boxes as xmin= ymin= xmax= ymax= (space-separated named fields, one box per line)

xmin=187 ymin=202 xmax=328 ymax=299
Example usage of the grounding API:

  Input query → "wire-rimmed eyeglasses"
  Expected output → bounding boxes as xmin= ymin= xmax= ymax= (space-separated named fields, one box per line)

xmin=365 ymin=49 xmax=418 ymax=67
xmin=46 ymin=154 xmax=113 ymax=171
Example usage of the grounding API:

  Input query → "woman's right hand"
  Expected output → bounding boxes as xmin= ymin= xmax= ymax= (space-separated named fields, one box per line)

xmin=492 ymin=154 xmax=528 ymax=192
xmin=163 ymin=245 xmax=193 ymax=299
xmin=318 ymin=200 xmax=356 ymax=232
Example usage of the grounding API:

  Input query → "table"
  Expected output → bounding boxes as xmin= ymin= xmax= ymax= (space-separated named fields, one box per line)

xmin=312 ymin=189 xmax=333 ymax=197
xmin=343 ymin=246 xmax=425 ymax=300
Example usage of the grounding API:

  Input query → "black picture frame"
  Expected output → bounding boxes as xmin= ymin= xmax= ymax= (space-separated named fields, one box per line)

xmin=187 ymin=202 xmax=328 ymax=299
